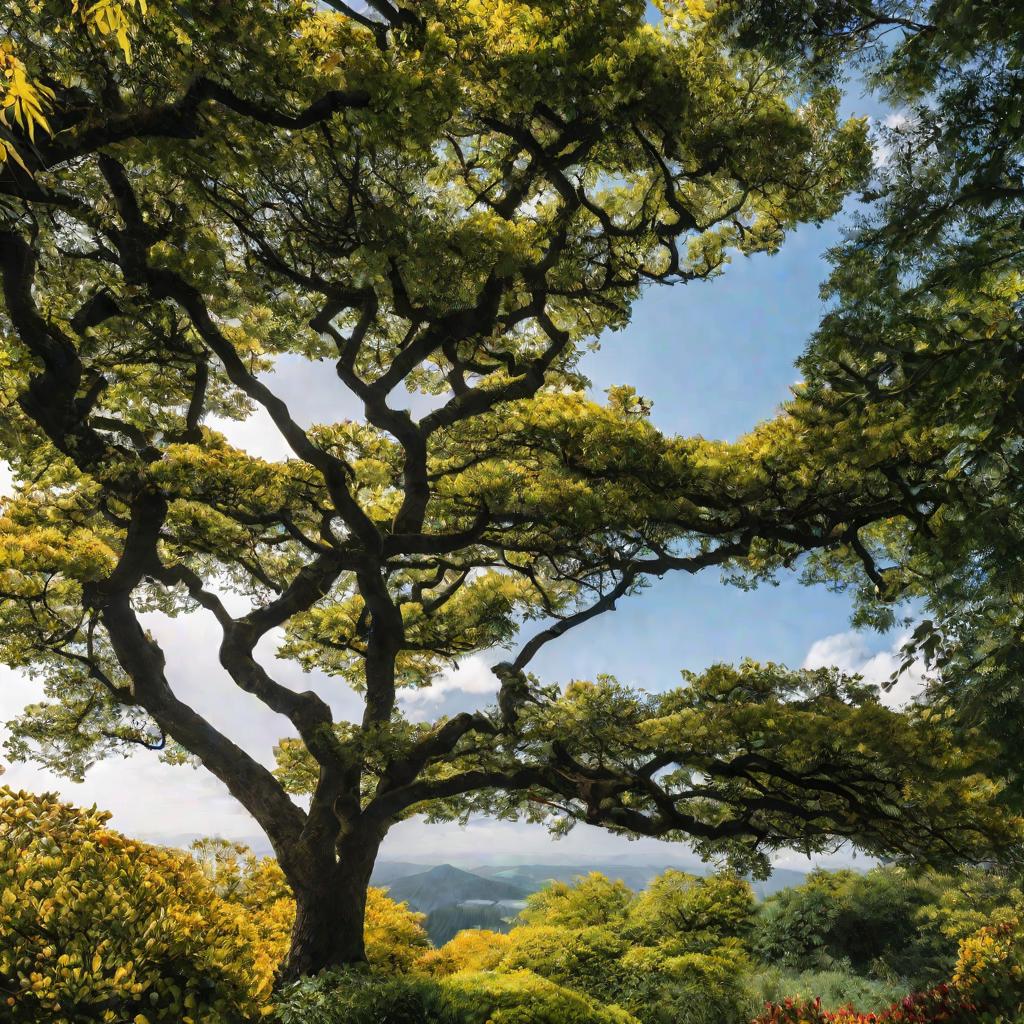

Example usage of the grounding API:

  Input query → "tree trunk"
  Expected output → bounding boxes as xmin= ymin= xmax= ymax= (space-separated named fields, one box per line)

xmin=280 ymin=833 xmax=382 ymax=983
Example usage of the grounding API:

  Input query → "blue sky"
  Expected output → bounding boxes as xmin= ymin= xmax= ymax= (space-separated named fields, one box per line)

xmin=0 ymin=79 xmax=917 ymax=872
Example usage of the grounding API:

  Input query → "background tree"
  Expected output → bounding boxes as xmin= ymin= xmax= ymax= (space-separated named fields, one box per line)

xmin=714 ymin=0 xmax=1024 ymax=788
xmin=0 ymin=0 xmax=1018 ymax=980
xmin=424 ymin=867 xmax=757 ymax=1024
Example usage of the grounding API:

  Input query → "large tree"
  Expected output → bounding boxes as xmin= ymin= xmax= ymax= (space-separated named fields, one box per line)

xmin=0 ymin=0 xmax=1016 ymax=978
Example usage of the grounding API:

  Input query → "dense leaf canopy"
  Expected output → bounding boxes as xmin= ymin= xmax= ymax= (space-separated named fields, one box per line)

xmin=716 ymin=0 xmax=1024 ymax=785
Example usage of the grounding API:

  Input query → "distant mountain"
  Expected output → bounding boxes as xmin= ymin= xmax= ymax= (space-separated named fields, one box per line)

xmin=370 ymin=861 xmax=434 ymax=887
xmin=471 ymin=861 xmax=807 ymax=899
xmin=376 ymin=859 xmax=808 ymax=946
xmin=385 ymin=864 xmax=530 ymax=914
xmin=472 ymin=862 xmax=664 ymax=893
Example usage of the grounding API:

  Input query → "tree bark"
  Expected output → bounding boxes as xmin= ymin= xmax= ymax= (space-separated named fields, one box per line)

xmin=280 ymin=831 xmax=383 ymax=982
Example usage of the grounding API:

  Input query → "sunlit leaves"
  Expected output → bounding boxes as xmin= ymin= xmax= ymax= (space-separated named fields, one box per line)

xmin=427 ymin=867 xmax=756 ymax=1022
xmin=0 ymin=1 xmax=147 ymax=169
xmin=0 ymin=42 xmax=53 ymax=170
xmin=0 ymin=788 xmax=270 ymax=1022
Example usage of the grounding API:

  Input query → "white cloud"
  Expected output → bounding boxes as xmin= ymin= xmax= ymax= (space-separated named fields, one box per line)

xmin=399 ymin=655 xmax=498 ymax=707
xmin=871 ymin=109 xmax=911 ymax=168
xmin=802 ymin=630 xmax=927 ymax=709
xmin=0 ymin=658 xmax=266 ymax=847
xmin=395 ymin=655 xmax=499 ymax=720
xmin=380 ymin=813 xmax=707 ymax=868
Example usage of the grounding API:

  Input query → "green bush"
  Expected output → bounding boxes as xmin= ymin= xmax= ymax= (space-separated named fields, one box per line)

xmin=498 ymin=924 xmax=631 ymax=1004
xmin=274 ymin=966 xmax=639 ymax=1024
xmin=750 ymin=865 xmax=1024 ymax=986
xmin=274 ymin=969 xmax=462 ymax=1024
xmin=443 ymin=970 xmax=640 ymax=1024
xmin=618 ymin=942 xmax=753 ymax=1024
xmin=743 ymin=966 xmax=908 ymax=1015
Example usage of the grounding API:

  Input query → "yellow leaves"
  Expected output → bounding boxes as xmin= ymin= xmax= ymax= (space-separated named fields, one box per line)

xmin=0 ymin=787 xmax=271 ymax=1022
xmin=364 ymin=887 xmax=431 ymax=973
xmin=72 ymin=0 xmax=147 ymax=62
xmin=0 ymin=0 xmax=147 ymax=170
xmin=0 ymin=45 xmax=53 ymax=141
xmin=0 ymin=41 xmax=54 ymax=171
xmin=417 ymin=927 xmax=511 ymax=976
xmin=0 ymin=515 xmax=118 ymax=582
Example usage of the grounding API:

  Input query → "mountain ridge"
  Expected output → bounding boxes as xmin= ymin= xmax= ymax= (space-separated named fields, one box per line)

xmin=384 ymin=863 xmax=530 ymax=914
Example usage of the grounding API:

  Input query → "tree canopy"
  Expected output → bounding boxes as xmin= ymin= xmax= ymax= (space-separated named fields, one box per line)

xmin=0 ymin=0 xmax=1019 ymax=979
xmin=715 ymin=0 xmax=1024 ymax=784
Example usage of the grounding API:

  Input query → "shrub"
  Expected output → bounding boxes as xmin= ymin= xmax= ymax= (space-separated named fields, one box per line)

xmin=0 ymin=787 xmax=269 ymax=1023
xmin=752 ymin=919 xmax=1024 ymax=1024
xmin=752 ymin=865 xmax=1024 ymax=986
xmin=424 ymin=870 xmax=756 ymax=1024
xmin=0 ymin=788 xmax=436 ymax=1024
xmin=618 ymin=940 xmax=753 ymax=1024
xmin=519 ymin=873 xmax=633 ymax=928
xmin=442 ymin=969 xmax=640 ymax=1024
xmin=498 ymin=923 xmax=631 ymax=1003
xmin=625 ymin=870 xmax=754 ymax=950
xmin=416 ymin=929 xmax=511 ymax=975
xmin=744 ymin=967 xmax=908 ymax=1015
xmin=364 ymin=887 xmax=432 ymax=973
xmin=273 ymin=968 xmax=461 ymax=1024
xmin=274 ymin=967 xmax=639 ymax=1024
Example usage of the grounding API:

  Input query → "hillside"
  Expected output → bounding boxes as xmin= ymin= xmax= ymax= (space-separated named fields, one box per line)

xmin=385 ymin=864 xmax=530 ymax=914
xmin=370 ymin=861 xmax=432 ymax=887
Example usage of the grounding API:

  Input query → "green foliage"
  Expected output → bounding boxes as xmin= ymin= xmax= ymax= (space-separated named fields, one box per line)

xmin=745 ymin=967 xmax=909 ymax=1015
xmin=274 ymin=968 xmax=462 ymax=1024
xmin=520 ymin=872 xmax=633 ymax=928
xmin=0 ymin=787 xmax=270 ymax=1023
xmin=752 ymin=919 xmax=1024 ymax=1022
xmin=499 ymin=923 xmax=632 ymax=1005
xmin=427 ymin=868 xmax=756 ymax=1024
xmin=274 ymin=966 xmax=641 ymax=1024
xmin=616 ymin=943 xmax=753 ymax=1024
xmin=716 ymin=0 xmax=1024 ymax=794
xmin=442 ymin=969 xmax=640 ymax=1024
xmin=625 ymin=869 xmax=753 ymax=948
xmin=752 ymin=865 xmax=1024 ymax=987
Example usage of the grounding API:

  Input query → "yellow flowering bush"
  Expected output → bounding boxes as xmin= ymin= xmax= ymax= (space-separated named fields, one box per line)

xmin=0 ymin=790 xmax=435 ymax=1023
xmin=0 ymin=788 xmax=270 ymax=1023
xmin=416 ymin=929 xmax=512 ymax=976
xmin=441 ymin=969 xmax=641 ymax=1024
xmin=951 ymin=917 xmax=1024 ymax=1011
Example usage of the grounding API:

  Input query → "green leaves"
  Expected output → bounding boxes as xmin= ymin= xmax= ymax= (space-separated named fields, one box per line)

xmin=0 ymin=0 xmax=1013 ymax=981
xmin=0 ymin=788 xmax=272 ymax=1022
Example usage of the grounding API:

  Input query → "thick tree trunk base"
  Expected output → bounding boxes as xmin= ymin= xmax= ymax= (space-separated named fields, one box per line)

xmin=280 ymin=882 xmax=369 ymax=983
xmin=279 ymin=837 xmax=381 ymax=983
